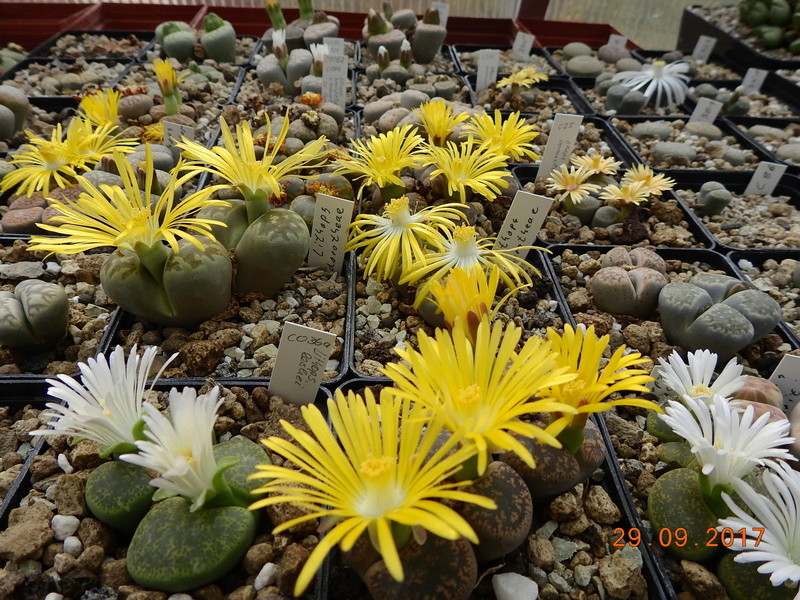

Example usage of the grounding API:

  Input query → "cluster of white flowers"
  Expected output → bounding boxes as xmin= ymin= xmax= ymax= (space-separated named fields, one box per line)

xmin=657 ymin=350 xmax=800 ymax=596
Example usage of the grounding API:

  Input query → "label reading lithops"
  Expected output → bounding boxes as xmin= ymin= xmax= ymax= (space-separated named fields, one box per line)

xmin=769 ymin=354 xmax=800 ymax=412
xmin=494 ymin=191 xmax=552 ymax=258
xmin=322 ymin=53 xmax=348 ymax=109
xmin=535 ymin=113 xmax=584 ymax=181
xmin=431 ymin=1 xmax=450 ymax=26
xmin=308 ymin=193 xmax=354 ymax=273
xmin=162 ymin=121 xmax=195 ymax=149
xmin=691 ymin=35 xmax=717 ymax=64
xmin=269 ymin=322 xmax=337 ymax=405
xmin=744 ymin=161 xmax=787 ymax=195
xmin=740 ymin=67 xmax=768 ymax=94
xmin=323 ymin=37 xmax=345 ymax=55
xmin=607 ymin=34 xmax=628 ymax=48
xmin=512 ymin=32 xmax=535 ymax=61
xmin=476 ymin=49 xmax=500 ymax=91
xmin=689 ymin=97 xmax=723 ymax=124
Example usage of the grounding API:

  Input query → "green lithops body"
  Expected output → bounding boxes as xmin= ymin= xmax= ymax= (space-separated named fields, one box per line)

xmin=0 ymin=84 xmax=31 ymax=132
xmin=646 ymin=411 xmax=684 ymax=443
xmin=717 ymin=552 xmax=796 ymax=600
xmin=212 ymin=437 xmax=271 ymax=507
xmin=589 ymin=266 xmax=667 ymax=318
xmin=0 ymin=280 xmax=69 ymax=348
xmin=84 ymin=461 xmax=155 ymax=534
xmin=234 ymin=208 xmax=310 ymax=296
xmin=156 ymin=20 xmax=193 ymax=44
xmin=161 ymin=23 xmax=197 ymax=62
xmin=657 ymin=442 xmax=695 ymax=468
xmin=127 ymin=496 xmax=257 ymax=592
xmin=201 ymin=13 xmax=237 ymax=63
xmin=412 ymin=8 xmax=447 ymax=64
xmin=648 ymin=468 xmax=722 ymax=561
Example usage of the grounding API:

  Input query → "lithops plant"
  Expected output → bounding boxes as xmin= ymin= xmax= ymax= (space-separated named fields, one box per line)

xmin=693 ymin=83 xmax=751 ymax=116
xmin=199 ymin=13 xmax=237 ymax=64
xmin=365 ymin=41 xmax=417 ymax=86
xmin=0 ymin=84 xmax=31 ymax=140
xmin=156 ymin=21 xmax=196 ymax=62
xmin=694 ymin=180 xmax=733 ymax=216
xmin=659 ymin=273 xmax=783 ymax=362
xmin=0 ymin=280 xmax=69 ymax=348
xmin=256 ymin=29 xmax=312 ymax=96
xmin=363 ymin=7 xmax=407 ymax=59
xmin=611 ymin=60 xmax=690 ymax=111
xmin=589 ymin=247 xmax=668 ymax=318
xmin=412 ymin=7 xmax=447 ymax=64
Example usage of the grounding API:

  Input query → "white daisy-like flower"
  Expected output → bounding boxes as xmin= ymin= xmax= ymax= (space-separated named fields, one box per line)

xmin=120 ymin=386 xmax=223 ymax=512
xmin=660 ymin=395 xmax=795 ymax=490
xmin=720 ymin=461 xmax=800 ymax=596
xmin=612 ymin=60 xmax=690 ymax=109
xmin=272 ymin=28 xmax=286 ymax=48
xmin=657 ymin=349 xmax=747 ymax=403
xmin=30 ymin=345 xmax=174 ymax=456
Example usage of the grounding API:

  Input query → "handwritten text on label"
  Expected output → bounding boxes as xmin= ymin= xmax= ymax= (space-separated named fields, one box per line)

xmin=744 ymin=161 xmax=787 ymax=196
xmin=308 ymin=193 xmax=354 ymax=273
xmin=769 ymin=353 xmax=800 ymax=412
xmin=689 ymin=97 xmax=723 ymax=124
xmin=323 ymin=37 xmax=345 ymax=55
xmin=476 ymin=49 xmax=500 ymax=91
xmin=536 ymin=114 xmax=584 ymax=181
xmin=268 ymin=322 xmax=337 ymax=405
xmin=740 ymin=68 xmax=768 ymax=94
xmin=512 ymin=32 xmax=535 ymax=61
xmin=162 ymin=121 xmax=195 ymax=149
xmin=494 ymin=191 xmax=553 ymax=258
xmin=322 ymin=54 xmax=348 ymax=109
xmin=691 ymin=35 xmax=717 ymax=64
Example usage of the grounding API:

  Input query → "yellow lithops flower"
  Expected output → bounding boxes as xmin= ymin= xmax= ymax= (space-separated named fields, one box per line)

xmin=413 ymin=98 xmax=469 ymax=146
xmin=599 ymin=180 xmax=649 ymax=206
xmin=462 ymin=110 xmax=539 ymax=162
xmin=345 ymin=196 xmax=464 ymax=282
xmin=570 ymin=154 xmax=622 ymax=176
xmin=546 ymin=164 xmax=601 ymax=206
xmin=621 ymin=164 xmax=675 ymax=197
xmin=141 ymin=122 xmax=165 ymax=144
xmin=248 ymin=389 xmax=495 ymax=595
xmin=333 ymin=124 xmax=424 ymax=199
xmin=424 ymin=137 xmax=510 ymax=203
xmin=78 ymin=89 xmax=122 ymax=128
xmin=384 ymin=317 xmax=576 ymax=476
xmin=152 ymin=58 xmax=187 ymax=98
xmin=497 ymin=66 xmax=549 ymax=89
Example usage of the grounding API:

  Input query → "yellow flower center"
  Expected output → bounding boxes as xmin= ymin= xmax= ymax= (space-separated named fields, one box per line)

xmin=40 ymin=148 xmax=68 ymax=170
xmin=689 ymin=384 xmax=712 ymax=397
xmin=453 ymin=225 xmax=476 ymax=243
xmin=385 ymin=196 xmax=413 ymax=227
xmin=455 ymin=384 xmax=481 ymax=408
xmin=451 ymin=226 xmax=480 ymax=259
xmin=360 ymin=456 xmax=395 ymax=479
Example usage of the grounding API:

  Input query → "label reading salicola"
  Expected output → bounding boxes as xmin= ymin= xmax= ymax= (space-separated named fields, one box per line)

xmin=535 ymin=113 xmax=584 ymax=181
xmin=308 ymin=193 xmax=353 ymax=274
xmin=744 ymin=161 xmax=787 ymax=196
xmin=322 ymin=54 xmax=347 ymax=109
xmin=268 ymin=322 xmax=337 ymax=405
xmin=162 ymin=121 xmax=195 ymax=149
xmin=512 ymin=32 xmax=535 ymax=61
xmin=688 ymin=97 xmax=723 ymax=123
xmin=494 ymin=191 xmax=553 ymax=258
xmin=476 ymin=49 xmax=500 ymax=91
xmin=691 ymin=35 xmax=717 ymax=64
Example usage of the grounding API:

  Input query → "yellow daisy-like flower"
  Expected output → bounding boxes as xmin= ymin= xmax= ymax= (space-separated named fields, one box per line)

xmin=152 ymin=58 xmax=188 ymax=98
xmin=70 ymin=120 xmax=138 ymax=165
xmin=400 ymin=224 xmax=539 ymax=302
xmin=248 ymin=389 xmax=495 ymax=596
xmin=424 ymin=137 xmax=509 ymax=203
xmin=546 ymin=164 xmax=601 ymax=206
xmin=462 ymin=110 xmax=539 ymax=162
xmin=570 ymin=154 xmax=621 ymax=176
xmin=384 ymin=317 xmax=576 ymax=476
xmin=345 ymin=196 xmax=463 ymax=282
xmin=28 ymin=148 xmax=228 ymax=255
xmin=620 ymin=164 xmax=675 ymax=197
xmin=413 ymin=99 xmax=469 ymax=146
xmin=333 ymin=124 xmax=424 ymax=199
xmin=78 ymin=89 xmax=122 ymax=128
xmin=497 ymin=66 xmax=549 ymax=89
xmin=599 ymin=180 xmax=649 ymax=206
xmin=141 ymin=122 xmax=164 ymax=144
xmin=544 ymin=324 xmax=660 ymax=450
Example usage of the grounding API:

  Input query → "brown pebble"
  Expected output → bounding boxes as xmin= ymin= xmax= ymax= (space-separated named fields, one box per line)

xmin=243 ymin=542 xmax=276 ymax=575
xmin=76 ymin=544 xmax=105 ymax=572
xmin=276 ymin=543 xmax=310 ymax=596
xmin=1 ymin=206 xmax=44 ymax=233
xmin=77 ymin=517 xmax=115 ymax=553
xmin=101 ymin=557 xmax=132 ymax=588
xmin=193 ymin=583 xmax=224 ymax=600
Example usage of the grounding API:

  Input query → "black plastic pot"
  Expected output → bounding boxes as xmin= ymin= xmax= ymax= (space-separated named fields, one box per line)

xmin=452 ymin=43 xmax=564 ymax=77
xmin=30 ymin=29 xmax=155 ymax=61
xmin=724 ymin=115 xmax=800 ymax=176
xmin=467 ymin=74 xmax=595 ymax=115
xmin=570 ymin=77 xmax=692 ymax=118
xmin=235 ymin=66 xmax=359 ymax=110
xmin=357 ymin=42 xmax=457 ymax=73
xmin=357 ymin=70 xmax=474 ymax=107
xmin=544 ymin=45 xmax=641 ymax=74
xmin=0 ymin=57 xmax=133 ymax=98
xmin=684 ymin=72 xmax=800 ymax=120
xmin=633 ymin=48 xmax=746 ymax=79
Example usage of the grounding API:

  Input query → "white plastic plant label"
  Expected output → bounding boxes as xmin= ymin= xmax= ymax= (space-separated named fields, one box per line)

xmin=308 ymin=193 xmax=354 ymax=274
xmin=607 ymin=34 xmax=628 ymax=49
xmin=740 ymin=67 xmax=768 ymax=94
xmin=430 ymin=1 xmax=450 ymax=27
xmin=744 ymin=161 xmax=787 ymax=195
xmin=323 ymin=37 xmax=345 ymax=55
xmin=268 ymin=322 xmax=337 ymax=405
xmin=475 ymin=49 xmax=500 ymax=92
xmin=322 ymin=53 xmax=348 ymax=109
xmin=494 ymin=191 xmax=553 ymax=258
xmin=162 ymin=121 xmax=195 ymax=149
xmin=535 ymin=113 xmax=584 ymax=181
xmin=688 ymin=97 xmax=723 ymax=124
xmin=512 ymin=32 xmax=535 ymax=61
xmin=768 ymin=353 xmax=800 ymax=412
xmin=691 ymin=35 xmax=717 ymax=64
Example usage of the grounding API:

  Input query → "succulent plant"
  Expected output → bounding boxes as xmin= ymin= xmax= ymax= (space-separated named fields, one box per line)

xmin=589 ymin=265 xmax=668 ymax=318
xmin=158 ymin=21 xmax=197 ymax=62
xmin=200 ymin=13 xmax=237 ymax=63
xmin=695 ymin=181 xmax=733 ymax=216
xmin=412 ymin=7 xmax=447 ymax=64
xmin=365 ymin=41 xmax=417 ymax=86
xmin=611 ymin=60 xmax=690 ymax=110
xmin=0 ymin=84 xmax=30 ymax=139
xmin=740 ymin=0 xmax=800 ymax=53
xmin=659 ymin=273 xmax=783 ymax=362
xmin=0 ymin=280 xmax=69 ymax=349
xmin=693 ymin=83 xmax=751 ymax=116
xmin=363 ymin=8 xmax=407 ymax=59
xmin=256 ymin=29 xmax=313 ymax=95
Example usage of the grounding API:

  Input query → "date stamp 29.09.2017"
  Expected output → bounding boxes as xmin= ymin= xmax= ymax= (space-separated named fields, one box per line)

xmin=612 ymin=527 xmax=764 ymax=548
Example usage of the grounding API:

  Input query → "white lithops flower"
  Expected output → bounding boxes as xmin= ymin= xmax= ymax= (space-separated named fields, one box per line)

xmin=272 ymin=28 xmax=286 ymax=48
xmin=310 ymin=42 xmax=329 ymax=63
xmin=720 ymin=461 xmax=800 ymax=595
xmin=657 ymin=349 xmax=747 ymax=403
xmin=612 ymin=60 xmax=690 ymax=108
xmin=661 ymin=394 xmax=795 ymax=489
xmin=121 ymin=387 xmax=223 ymax=512
xmin=30 ymin=345 xmax=174 ymax=455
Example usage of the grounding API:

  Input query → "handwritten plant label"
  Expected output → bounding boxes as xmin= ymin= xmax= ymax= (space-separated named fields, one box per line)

xmin=308 ymin=193 xmax=354 ymax=273
xmin=607 ymin=34 xmax=628 ymax=49
xmin=322 ymin=53 xmax=348 ymax=109
xmin=689 ymin=97 xmax=723 ymax=124
xmin=268 ymin=322 xmax=337 ymax=405
xmin=769 ymin=353 xmax=800 ymax=412
xmin=740 ymin=67 xmax=768 ymax=94
xmin=162 ymin=121 xmax=195 ymax=149
xmin=431 ymin=1 xmax=450 ymax=26
xmin=323 ymin=36 xmax=345 ymax=55
xmin=494 ymin=191 xmax=553 ymax=258
xmin=535 ymin=113 xmax=584 ymax=181
xmin=691 ymin=35 xmax=717 ymax=64
xmin=744 ymin=161 xmax=787 ymax=195
xmin=512 ymin=31 xmax=535 ymax=61
xmin=476 ymin=49 xmax=500 ymax=91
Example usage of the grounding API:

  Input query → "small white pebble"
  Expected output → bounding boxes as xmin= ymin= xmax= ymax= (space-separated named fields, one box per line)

xmin=45 ymin=593 xmax=64 ymax=600
xmin=45 ymin=262 xmax=62 ymax=275
xmin=167 ymin=594 xmax=193 ymax=600
xmin=63 ymin=536 xmax=82 ymax=557
xmin=254 ymin=562 xmax=279 ymax=591
xmin=57 ymin=454 xmax=74 ymax=474
xmin=51 ymin=515 xmax=80 ymax=541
